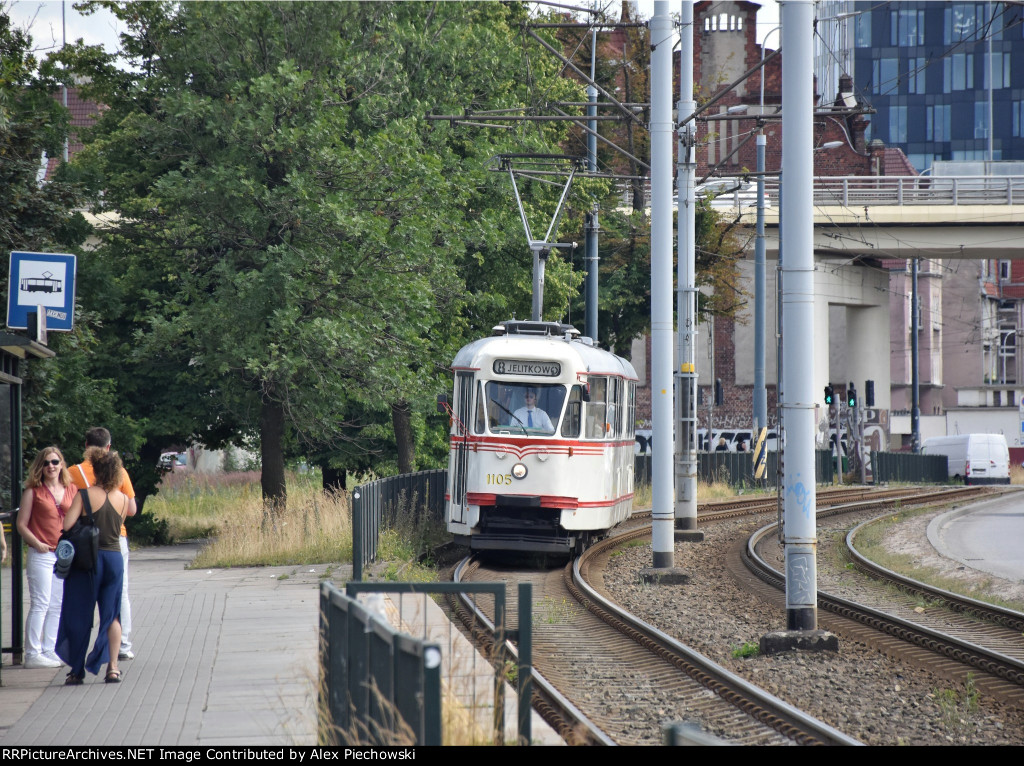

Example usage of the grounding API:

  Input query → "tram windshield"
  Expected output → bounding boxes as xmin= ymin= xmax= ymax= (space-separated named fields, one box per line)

xmin=481 ymin=382 xmax=566 ymax=436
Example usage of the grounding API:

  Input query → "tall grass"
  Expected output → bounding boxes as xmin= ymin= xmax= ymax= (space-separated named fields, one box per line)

xmin=632 ymin=476 xmax=746 ymax=509
xmin=149 ymin=470 xmax=354 ymax=569
xmin=146 ymin=470 xmax=264 ymax=540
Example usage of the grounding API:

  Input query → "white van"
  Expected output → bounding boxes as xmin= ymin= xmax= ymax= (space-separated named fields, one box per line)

xmin=921 ymin=433 xmax=1010 ymax=485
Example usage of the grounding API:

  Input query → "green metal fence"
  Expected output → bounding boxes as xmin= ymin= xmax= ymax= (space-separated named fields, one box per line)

xmin=634 ymin=450 xmax=835 ymax=487
xmin=351 ymin=468 xmax=447 ymax=581
xmin=320 ymin=580 xmax=534 ymax=746
xmin=871 ymin=451 xmax=949 ymax=484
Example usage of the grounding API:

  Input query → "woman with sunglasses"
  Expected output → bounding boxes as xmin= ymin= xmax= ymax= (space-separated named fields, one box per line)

xmin=16 ymin=447 xmax=79 ymax=669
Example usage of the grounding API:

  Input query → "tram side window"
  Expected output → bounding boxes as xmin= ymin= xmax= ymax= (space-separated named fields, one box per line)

xmin=609 ymin=377 xmax=623 ymax=439
xmin=475 ymin=381 xmax=487 ymax=433
xmin=561 ymin=385 xmax=583 ymax=437
xmin=622 ymin=380 xmax=630 ymax=436
xmin=587 ymin=377 xmax=608 ymax=438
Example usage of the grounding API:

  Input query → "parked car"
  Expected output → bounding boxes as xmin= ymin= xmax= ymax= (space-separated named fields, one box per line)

xmin=159 ymin=451 xmax=189 ymax=471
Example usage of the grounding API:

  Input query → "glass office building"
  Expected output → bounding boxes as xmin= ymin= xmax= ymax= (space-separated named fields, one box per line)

xmin=816 ymin=1 xmax=1024 ymax=172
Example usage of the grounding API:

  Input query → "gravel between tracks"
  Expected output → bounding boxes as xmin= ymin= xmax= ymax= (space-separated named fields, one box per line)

xmin=600 ymin=512 xmax=1024 ymax=746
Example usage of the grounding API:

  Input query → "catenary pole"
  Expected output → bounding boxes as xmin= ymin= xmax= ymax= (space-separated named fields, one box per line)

xmin=780 ymin=0 xmax=818 ymax=631
xmin=675 ymin=1 xmax=699 ymax=534
xmin=650 ymin=1 xmax=675 ymax=568
xmin=585 ymin=10 xmax=599 ymax=342
xmin=911 ymin=257 xmax=920 ymax=452
xmin=754 ymin=132 xmax=767 ymax=440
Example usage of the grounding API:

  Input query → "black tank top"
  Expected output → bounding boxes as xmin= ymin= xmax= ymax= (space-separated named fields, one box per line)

xmin=90 ymin=491 xmax=125 ymax=552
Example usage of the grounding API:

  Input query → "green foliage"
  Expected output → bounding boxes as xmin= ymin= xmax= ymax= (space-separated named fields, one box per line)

xmin=125 ymin=511 xmax=172 ymax=547
xmin=934 ymin=674 xmax=980 ymax=733
xmin=731 ymin=641 xmax=760 ymax=659
xmin=53 ymin=1 xmax=582 ymax=501
xmin=533 ymin=595 xmax=580 ymax=625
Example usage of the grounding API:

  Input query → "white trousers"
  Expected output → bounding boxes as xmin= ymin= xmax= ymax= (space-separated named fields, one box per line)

xmin=119 ymin=534 xmax=132 ymax=651
xmin=25 ymin=548 xmax=63 ymax=658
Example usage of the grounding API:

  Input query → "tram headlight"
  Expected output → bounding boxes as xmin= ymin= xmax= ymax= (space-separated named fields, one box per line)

xmin=511 ymin=462 xmax=528 ymax=480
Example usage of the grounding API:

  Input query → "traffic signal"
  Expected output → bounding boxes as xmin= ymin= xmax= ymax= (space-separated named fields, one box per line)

xmin=847 ymin=385 xmax=857 ymax=408
xmin=824 ymin=385 xmax=834 ymax=405
xmin=714 ymin=378 xmax=723 ymax=406
xmin=865 ymin=379 xmax=875 ymax=407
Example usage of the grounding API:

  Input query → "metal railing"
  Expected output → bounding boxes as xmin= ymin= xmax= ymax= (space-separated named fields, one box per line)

xmin=635 ymin=450 xmax=834 ymax=487
xmin=871 ymin=451 xmax=949 ymax=484
xmin=622 ymin=175 xmax=1024 ymax=209
xmin=319 ymin=582 xmax=443 ymax=745
xmin=320 ymin=580 xmax=534 ymax=746
xmin=769 ymin=175 xmax=1024 ymax=208
xmin=351 ymin=469 xmax=447 ymax=581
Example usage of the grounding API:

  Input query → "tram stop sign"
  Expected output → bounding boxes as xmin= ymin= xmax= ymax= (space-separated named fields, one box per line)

xmin=7 ymin=251 xmax=77 ymax=332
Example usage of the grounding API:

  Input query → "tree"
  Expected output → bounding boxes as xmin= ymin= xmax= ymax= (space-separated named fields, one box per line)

xmin=61 ymin=1 xmax=582 ymax=506
xmin=0 ymin=8 xmax=126 ymax=477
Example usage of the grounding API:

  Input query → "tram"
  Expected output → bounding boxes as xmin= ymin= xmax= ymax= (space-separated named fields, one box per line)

xmin=442 ymin=320 xmax=637 ymax=553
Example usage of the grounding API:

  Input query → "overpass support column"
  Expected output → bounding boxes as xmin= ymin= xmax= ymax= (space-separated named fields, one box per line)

xmin=846 ymin=305 xmax=890 ymax=406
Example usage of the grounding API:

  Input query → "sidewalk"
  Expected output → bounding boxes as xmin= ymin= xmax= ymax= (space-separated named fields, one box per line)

xmin=1 ymin=543 xmax=563 ymax=746
xmin=1 ymin=543 xmax=321 ymax=746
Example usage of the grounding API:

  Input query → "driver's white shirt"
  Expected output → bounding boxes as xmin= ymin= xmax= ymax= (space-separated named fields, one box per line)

xmin=512 ymin=406 xmax=553 ymax=430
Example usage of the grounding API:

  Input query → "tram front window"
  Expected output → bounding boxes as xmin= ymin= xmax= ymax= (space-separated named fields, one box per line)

xmin=485 ymin=382 xmax=565 ymax=436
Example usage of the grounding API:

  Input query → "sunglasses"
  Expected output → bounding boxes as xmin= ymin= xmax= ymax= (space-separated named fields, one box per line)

xmin=44 ymin=459 xmax=62 ymax=466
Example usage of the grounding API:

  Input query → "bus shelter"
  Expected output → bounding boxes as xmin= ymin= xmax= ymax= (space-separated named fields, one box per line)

xmin=0 ymin=333 xmax=55 ymax=684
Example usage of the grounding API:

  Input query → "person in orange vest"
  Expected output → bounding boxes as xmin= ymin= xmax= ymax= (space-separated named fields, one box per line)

xmin=69 ymin=427 xmax=137 ymax=661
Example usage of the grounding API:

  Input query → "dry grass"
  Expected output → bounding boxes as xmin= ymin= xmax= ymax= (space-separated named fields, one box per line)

xmin=852 ymin=507 xmax=1024 ymax=612
xmin=1010 ymin=463 xmax=1024 ymax=485
xmin=146 ymin=470 xmax=265 ymax=540
xmin=188 ymin=481 xmax=353 ymax=569
xmin=633 ymin=476 xmax=750 ymax=510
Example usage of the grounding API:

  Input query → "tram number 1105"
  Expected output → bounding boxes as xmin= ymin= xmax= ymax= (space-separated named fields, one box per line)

xmin=486 ymin=473 xmax=513 ymax=485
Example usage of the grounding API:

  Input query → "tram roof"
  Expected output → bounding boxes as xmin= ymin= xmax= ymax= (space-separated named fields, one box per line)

xmin=452 ymin=329 xmax=637 ymax=381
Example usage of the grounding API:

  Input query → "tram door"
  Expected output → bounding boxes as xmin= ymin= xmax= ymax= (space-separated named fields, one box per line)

xmin=450 ymin=372 xmax=474 ymax=524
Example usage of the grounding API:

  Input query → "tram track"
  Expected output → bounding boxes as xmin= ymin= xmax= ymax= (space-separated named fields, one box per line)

xmin=450 ymin=546 xmax=859 ymax=745
xmin=743 ymin=489 xmax=1024 ymax=707
xmin=443 ymin=484 xmax=1024 ymax=744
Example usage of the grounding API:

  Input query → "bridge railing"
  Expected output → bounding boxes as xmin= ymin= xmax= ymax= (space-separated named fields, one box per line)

xmin=765 ymin=175 xmax=1024 ymax=208
xmin=623 ymin=175 xmax=1024 ymax=209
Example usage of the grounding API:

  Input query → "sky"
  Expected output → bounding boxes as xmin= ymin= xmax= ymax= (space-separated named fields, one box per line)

xmin=6 ymin=1 xmax=124 ymax=55
xmin=5 ymin=1 xmax=785 ymax=59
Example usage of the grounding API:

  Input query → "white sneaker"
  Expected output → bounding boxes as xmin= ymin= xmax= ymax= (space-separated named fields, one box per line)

xmin=42 ymin=651 xmax=64 ymax=666
xmin=24 ymin=654 xmax=62 ymax=669
xmin=118 ymin=648 xmax=135 ymax=660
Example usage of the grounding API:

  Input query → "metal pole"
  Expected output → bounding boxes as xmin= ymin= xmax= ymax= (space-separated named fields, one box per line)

xmin=675 ymin=0 xmax=699 ymax=535
xmin=754 ymin=132 xmax=767 ymax=437
xmin=585 ymin=76 xmax=599 ymax=338
xmin=517 ymin=582 xmax=532 ymax=745
xmin=532 ymin=248 xmax=545 ymax=321
xmin=11 ymin=364 xmax=24 ymax=664
xmin=780 ymin=0 xmax=818 ymax=632
xmin=911 ymin=257 xmax=920 ymax=452
xmin=585 ymin=206 xmax=598 ymax=339
xmin=650 ymin=1 xmax=675 ymax=568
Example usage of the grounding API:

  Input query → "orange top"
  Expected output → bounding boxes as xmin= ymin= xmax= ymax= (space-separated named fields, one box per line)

xmin=69 ymin=461 xmax=135 ymax=538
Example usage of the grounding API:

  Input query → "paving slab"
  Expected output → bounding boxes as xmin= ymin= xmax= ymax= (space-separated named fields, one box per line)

xmin=2 ymin=541 xmax=564 ymax=746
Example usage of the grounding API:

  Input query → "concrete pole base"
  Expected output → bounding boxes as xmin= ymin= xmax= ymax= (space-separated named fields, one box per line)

xmin=674 ymin=517 xmax=703 ymax=542
xmin=674 ymin=529 xmax=705 ymax=543
xmin=639 ymin=567 xmax=690 ymax=585
xmin=759 ymin=629 xmax=839 ymax=656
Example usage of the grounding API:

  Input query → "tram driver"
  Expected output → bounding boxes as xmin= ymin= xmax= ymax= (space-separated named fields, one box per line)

xmin=512 ymin=387 xmax=554 ymax=432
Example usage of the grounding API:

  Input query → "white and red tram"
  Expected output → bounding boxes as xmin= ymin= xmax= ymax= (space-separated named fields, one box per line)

xmin=443 ymin=320 xmax=638 ymax=552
